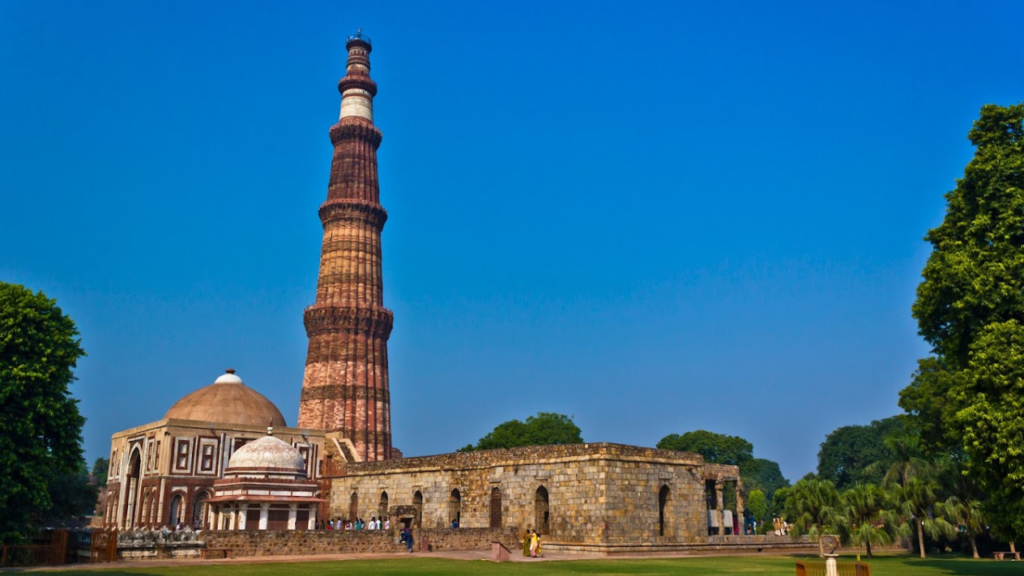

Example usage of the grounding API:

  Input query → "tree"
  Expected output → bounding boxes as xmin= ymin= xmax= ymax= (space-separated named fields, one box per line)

xmin=739 ymin=458 xmax=790 ymax=501
xmin=939 ymin=496 xmax=985 ymax=559
xmin=0 ymin=283 xmax=87 ymax=543
xmin=886 ymin=477 xmax=956 ymax=559
xmin=784 ymin=477 xmax=843 ymax=557
xmin=837 ymin=484 xmax=892 ymax=558
xmin=656 ymin=430 xmax=753 ymax=465
xmin=459 ymin=412 xmax=582 ymax=451
xmin=91 ymin=457 xmax=109 ymax=487
xmin=38 ymin=461 xmax=99 ymax=527
xmin=747 ymin=490 xmax=768 ymax=524
xmin=817 ymin=416 xmax=907 ymax=490
xmin=903 ymin=103 xmax=1024 ymax=542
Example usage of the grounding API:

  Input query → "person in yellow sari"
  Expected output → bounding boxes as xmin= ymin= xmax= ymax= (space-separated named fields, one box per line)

xmin=535 ymin=533 xmax=543 ymax=557
xmin=522 ymin=529 xmax=532 ymax=556
xmin=530 ymin=530 xmax=539 ymax=557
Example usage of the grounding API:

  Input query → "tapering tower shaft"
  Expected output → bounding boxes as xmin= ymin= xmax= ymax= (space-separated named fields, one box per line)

xmin=299 ymin=33 xmax=393 ymax=461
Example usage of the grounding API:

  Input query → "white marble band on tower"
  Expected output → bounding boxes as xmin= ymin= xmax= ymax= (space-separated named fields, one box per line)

xmin=340 ymin=89 xmax=373 ymax=121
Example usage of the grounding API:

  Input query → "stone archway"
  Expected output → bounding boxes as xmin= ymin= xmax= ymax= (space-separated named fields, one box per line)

xmin=535 ymin=486 xmax=550 ymax=535
xmin=413 ymin=490 xmax=423 ymax=527
xmin=169 ymin=493 xmax=183 ymax=526
xmin=122 ymin=448 xmax=142 ymax=528
xmin=448 ymin=489 xmax=461 ymax=527
xmin=659 ymin=485 xmax=670 ymax=537
xmin=192 ymin=490 xmax=210 ymax=529
xmin=489 ymin=487 xmax=502 ymax=528
xmin=379 ymin=491 xmax=389 ymax=523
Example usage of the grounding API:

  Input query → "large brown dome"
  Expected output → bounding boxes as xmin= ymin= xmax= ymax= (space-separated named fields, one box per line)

xmin=164 ymin=369 xmax=287 ymax=427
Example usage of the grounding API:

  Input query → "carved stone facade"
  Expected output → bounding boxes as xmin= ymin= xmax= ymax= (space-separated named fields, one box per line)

xmin=102 ymin=371 xmax=326 ymax=531
xmin=298 ymin=33 xmax=392 ymax=462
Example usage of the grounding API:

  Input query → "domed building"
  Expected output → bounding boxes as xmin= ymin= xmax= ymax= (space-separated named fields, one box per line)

xmin=102 ymin=370 xmax=330 ymax=530
xmin=207 ymin=433 xmax=322 ymax=530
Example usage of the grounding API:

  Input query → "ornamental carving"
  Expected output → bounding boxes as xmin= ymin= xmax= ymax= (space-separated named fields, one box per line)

xmin=329 ymin=121 xmax=383 ymax=148
xmin=319 ymin=200 xmax=388 ymax=229
xmin=303 ymin=305 xmax=394 ymax=339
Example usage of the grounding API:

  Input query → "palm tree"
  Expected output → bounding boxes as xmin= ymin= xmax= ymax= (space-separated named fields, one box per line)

xmin=785 ymin=478 xmax=843 ymax=557
xmin=938 ymin=496 xmax=985 ymax=558
xmin=838 ymin=484 xmax=893 ymax=558
xmin=886 ymin=477 xmax=956 ymax=558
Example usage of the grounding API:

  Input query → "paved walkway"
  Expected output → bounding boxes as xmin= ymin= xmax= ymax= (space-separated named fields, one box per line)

xmin=8 ymin=546 xmax=824 ymax=573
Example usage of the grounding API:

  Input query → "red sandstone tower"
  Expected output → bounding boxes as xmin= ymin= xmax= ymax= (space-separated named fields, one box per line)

xmin=298 ymin=31 xmax=392 ymax=461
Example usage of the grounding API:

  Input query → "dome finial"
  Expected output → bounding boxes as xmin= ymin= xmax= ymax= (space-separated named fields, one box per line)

xmin=225 ymin=368 xmax=236 ymax=374
xmin=267 ymin=420 xmax=274 ymax=436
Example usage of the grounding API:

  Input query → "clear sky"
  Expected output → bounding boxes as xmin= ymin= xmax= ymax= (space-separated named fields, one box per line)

xmin=1 ymin=1 xmax=1021 ymax=481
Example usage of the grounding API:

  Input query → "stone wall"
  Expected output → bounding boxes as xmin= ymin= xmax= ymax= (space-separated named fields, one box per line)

xmin=328 ymin=443 xmax=720 ymax=549
xmin=201 ymin=528 xmax=517 ymax=557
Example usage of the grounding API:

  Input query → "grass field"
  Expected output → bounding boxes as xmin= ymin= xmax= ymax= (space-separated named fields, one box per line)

xmin=23 ymin=554 xmax=1024 ymax=576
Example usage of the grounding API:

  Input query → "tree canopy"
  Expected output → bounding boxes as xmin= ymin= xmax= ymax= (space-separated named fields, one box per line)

xmin=816 ymin=415 xmax=907 ymax=490
xmin=458 ymin=412 xmax=583 ymax=452
xmin=656 ymin=430 xmax=753 ymax=465
xmin=0 ymin=283 xmax=87 ymax=542
xmin=901 ymin=103 xmax=1024 ymax=540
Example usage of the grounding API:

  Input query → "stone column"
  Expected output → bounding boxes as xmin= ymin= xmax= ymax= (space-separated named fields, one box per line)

xmin=735 ymin=480 xmax=745 ymax=535
xmin=288 ymin=504 xmax=298 ymax=530
xmin=308 ymin=506 xmax=318 ymax=530
xmin=715 ymin=483 xmax=725 ymax=536
xmin=238 ymin=505 xmax=248 ymax=530
xmin=259 ymin=503 xmax=270 ymax=530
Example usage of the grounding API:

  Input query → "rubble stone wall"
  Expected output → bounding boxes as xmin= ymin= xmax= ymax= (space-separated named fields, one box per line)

xmin=201 ymin=527 xmax=517 ymax=557
xmin=328 ymin=443 xmax=718 ymax=547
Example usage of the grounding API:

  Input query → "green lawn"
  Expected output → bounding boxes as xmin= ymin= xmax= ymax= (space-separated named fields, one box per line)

xmin=25 ymin=554 xmax=1024 ymax=576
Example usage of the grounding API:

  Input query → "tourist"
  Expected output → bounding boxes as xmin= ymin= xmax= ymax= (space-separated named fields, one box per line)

xmin=369 ymin=516 xmax=378 ymax=530
xmin=401 ymin=526 xmax=413 ymax=552
xmin=522 ymin=529 xmax=532 ymax=557
xmin=384 ymin=517 xmax=390 ymax=530
xmin=450 ymin=518 xmax=459 ymax=528
xmin=530 ymin=529 xmax=539 ymax=558
xmin=535 ymin=533 xmax=543 ymax=557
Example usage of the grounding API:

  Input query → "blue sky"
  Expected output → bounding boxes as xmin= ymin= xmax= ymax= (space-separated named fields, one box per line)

xmin=1 ymin=1 xmax=1021 ymax=481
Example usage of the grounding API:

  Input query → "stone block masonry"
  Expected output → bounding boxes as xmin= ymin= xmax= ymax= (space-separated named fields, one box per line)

xmin=201 ymin=528 xmax=518 ymax=557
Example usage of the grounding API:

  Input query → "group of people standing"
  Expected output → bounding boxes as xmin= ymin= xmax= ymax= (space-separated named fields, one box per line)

xmin=522 ymin=528 xmax=543 ymax=558
xmin=319 ymin=516 xmax=389 ymax=531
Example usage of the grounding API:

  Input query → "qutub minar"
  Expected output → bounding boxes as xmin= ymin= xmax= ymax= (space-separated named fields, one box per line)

xmin=102 ymin=32 xmax=812 ymax=556
xmin=298 ymin=31 xmax=393 ymax=462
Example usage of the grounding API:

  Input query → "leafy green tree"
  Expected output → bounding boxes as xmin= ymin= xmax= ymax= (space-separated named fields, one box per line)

xmin=739 ymin=458 xmax=790 ymax=501
xmin=903 ymin=104 xmax=1024 ymax=542
xmin=91 ymin=457 xmax=109 ymax=487
xmin=886 ymin=477 xmax=956 ymax=559
xmin=747 ymin=490 xmax=768 ymax=524
xmin=939 ymin=495 xmax=986 ymax=559
xmin=772 ymin=486 xmax=793 ymax=520
xmin=817 ymin=416 xmax=907 ymax=490
xmin=0 ymin=283 xmax=87 ymax=543
xmin=837 ymin=484 xmax=892 ymax=558
xmin=38 ymin=462 xmax=99 ymax=527
xmin=459 ymin=412 xmax=582 ymax=451
xmin=656 ymin=430 xmax=753 ymax=465
xmin=784 ymin=477 xmax=843 ymax=557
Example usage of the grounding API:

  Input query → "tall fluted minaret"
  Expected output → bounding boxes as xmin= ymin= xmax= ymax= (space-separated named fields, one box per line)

xmin=299 ymin=31 xmax=392 ymax=461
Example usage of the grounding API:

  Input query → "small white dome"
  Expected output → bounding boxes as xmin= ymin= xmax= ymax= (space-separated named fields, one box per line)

xmin=214 ymin=369 xmax=244 ymax=385
xmin=226 ymin=436 xmax=306 ymax=477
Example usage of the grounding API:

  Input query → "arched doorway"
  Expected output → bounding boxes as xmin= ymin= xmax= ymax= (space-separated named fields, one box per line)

xmin=659 ymin=485 xmax=670 ymax=537
xmin=489 ymin=487 xmax=502 ymax=528
xmin=122 ymin=449 xmax=142 ymax=528
xmin=169 ymin=494 xmax=183 ymax=526
xmin=349 ymin=492 xmax=359 ymax=522
xmin=192 ymin=491 xmax=210 ymax=529
xmin=535 ymin=486 xmax=550 ymax=535
xmin=448 ymin=489 xmax=461 ymax=527
xmin=413 ymin=490 xmax=423 ymax=527
xmin=379 ymin=491 xmax=389 ymax=523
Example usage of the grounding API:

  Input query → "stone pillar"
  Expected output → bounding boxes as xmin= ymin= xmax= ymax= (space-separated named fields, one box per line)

xmin=735 ymin=480 xmax=745 ymax=535
xmin=309 ymin=505 xmax=317 ymax=530
xmin=238 ymin=505 xmax=248 ymax=530
xmin=288 ymin=504 xmax=298 ymax=530
xmin=298 ymin=31 xmax=393 ymax=462
xmin=259 ymin=503 xmax=270 ymax=530
xmin=715 ymin=483 xmax=725 ymax=536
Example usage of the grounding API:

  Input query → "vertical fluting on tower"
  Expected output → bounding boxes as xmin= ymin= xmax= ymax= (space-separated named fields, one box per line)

xmin=299 ymin=32 xmax=393 ymax=461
